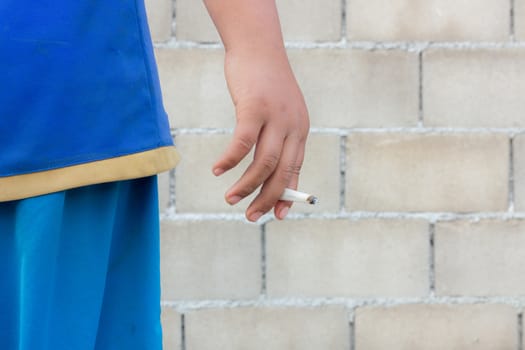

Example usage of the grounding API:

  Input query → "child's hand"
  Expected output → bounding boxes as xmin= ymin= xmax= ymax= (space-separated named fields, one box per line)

xmin=212 ymin=47 xmax=310 ymax=222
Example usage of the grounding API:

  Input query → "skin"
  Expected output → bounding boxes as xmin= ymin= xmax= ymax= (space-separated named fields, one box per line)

xmin=203 ymin=0 xmax=310 ymax=222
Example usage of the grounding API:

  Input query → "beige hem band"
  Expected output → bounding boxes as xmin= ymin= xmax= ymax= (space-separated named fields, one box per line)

xmin=0 ymin=146 xmax=181 ymax=202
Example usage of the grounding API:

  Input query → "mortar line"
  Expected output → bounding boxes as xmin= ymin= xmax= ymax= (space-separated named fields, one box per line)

xmin=260 ymin=223 xmax=267 ymax=297
xmin=161 ymin=296 xmax=525 ymax=311
xmin=511 ymin=0 xmax=516 ymax=41
xmin=168 ymin=168 xmax=176 ymax=210
xmin=172 ymin=127 xmax=525 ymax=135
xmin=171 ymin=0 xmax=177 ymax=40
xmin=341 ymin=0 xmax=347 ymax=42
xmin=340 ymin=135 xmax=348 ymax=212
xmin=181 ymin=313 xmax=186 ymax=350
xmin=429 ymin=223 xmax=436 ymax=296
xmin=156 ymin=40 xmax=525 ymax=50
xmin=161 ymin=211 xmax=525 ymax=223
xmin=418 ymin=51 xmax=424 ymax=127
xmin=510 ymin=136 xmax=516 ymax=213
xmin=171 ymin=134 xmax=177 ymax=212
xmin=518 ymin=311 xmax=523 ymax=350
xmin=349 ymin=307 xmax=356 ymax=350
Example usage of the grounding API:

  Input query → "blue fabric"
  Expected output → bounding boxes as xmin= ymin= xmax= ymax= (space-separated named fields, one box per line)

xmin=0 ymin=0 xmax=173 ymax=177
xmin=0 ymin=176 xmax=162 ymax=350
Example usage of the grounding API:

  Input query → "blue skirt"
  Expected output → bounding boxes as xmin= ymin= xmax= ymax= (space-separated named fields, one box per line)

xmin=0 ymin=176 xmax=162 ymax=350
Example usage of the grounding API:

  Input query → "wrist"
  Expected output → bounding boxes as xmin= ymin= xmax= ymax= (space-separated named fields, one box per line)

xmin=225 ymin=43 xmax=291 ymax=72
xmin=225 ymin=41 xmax=287 ymax=58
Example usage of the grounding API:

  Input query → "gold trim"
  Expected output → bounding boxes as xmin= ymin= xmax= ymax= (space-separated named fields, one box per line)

xmin=0 ymin=146 xmax=181 ymax=202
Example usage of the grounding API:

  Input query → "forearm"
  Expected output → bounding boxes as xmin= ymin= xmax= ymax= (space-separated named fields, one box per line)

xmin=204 ymin=0 xmax=309 ymax=222
xmin=203 ymin=0 xmax=285 ymax=54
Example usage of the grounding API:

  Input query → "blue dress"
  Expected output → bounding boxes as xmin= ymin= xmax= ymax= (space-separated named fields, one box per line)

xmin=0 ymin=176 xmax=163 ymax=349
xmin=0 ymin=1 xmax=179 ymax=348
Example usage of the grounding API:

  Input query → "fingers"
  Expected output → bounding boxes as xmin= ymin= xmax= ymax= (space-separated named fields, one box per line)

xmin=224 ymin=126 xmax=284 ymax=205
xmin=273 ymin=143 xmax=305 ymax=220
xmin=212 ymin=104 xmax=308 ymax=222
xmin=245 ymin=134 xmax=303 ymax=222
xmin=212 ymin=115 xmax=264 ymax=176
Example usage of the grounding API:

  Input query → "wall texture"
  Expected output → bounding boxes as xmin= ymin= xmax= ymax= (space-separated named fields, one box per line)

xmin=145 ymin=0 xmax=525 ymax=348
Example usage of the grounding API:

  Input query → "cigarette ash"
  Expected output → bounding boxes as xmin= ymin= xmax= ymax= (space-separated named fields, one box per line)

xmin=307 ymin=196 xmax=319 ymax=205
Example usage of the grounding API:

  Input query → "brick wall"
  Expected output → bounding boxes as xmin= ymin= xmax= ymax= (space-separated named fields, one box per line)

xmin=145 ymin=0 xmax=525 ymax=348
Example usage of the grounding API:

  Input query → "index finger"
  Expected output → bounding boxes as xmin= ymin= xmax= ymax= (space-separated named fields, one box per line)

xmin=212 ymin=116 xmax=264 ymax=176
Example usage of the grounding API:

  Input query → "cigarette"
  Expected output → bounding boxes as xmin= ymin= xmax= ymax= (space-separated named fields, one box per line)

xmin=280 ymin=188 xmax=318 ymax=205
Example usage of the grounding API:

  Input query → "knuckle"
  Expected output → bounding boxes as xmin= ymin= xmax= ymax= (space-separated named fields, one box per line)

xmin=261 ymin=205 xmax=274 ymax=214
xmin=278 ymin=164 xmax=300 ymax=184
xmin=237 ymin=98 xmax=270 ymax=119
xmin=287 ymin=120 xmax=309 ymax=143
xmin=287 ymin=164 xmax=302 ymax=176
xmin=297 ymin=111 xmax=310 ymax=136
xmin=298 ymin=124 xmax=310 ymax=141
xmin=298 ymin=127 xmax=309 ymax=142
xmin=254 ymin=201 xmax=274 ymax=215
xmin=221 ymin=154 xmax=239 ymax=169
xmin=259 ymin=153 xmax=279 ymax=173
xmin=237 ymin=177 xmax=262 ymax=198
xmin=237 ymin=182 xmax=260 ymax=198
xmin=236 ymin=134 xmax=256 ymax=153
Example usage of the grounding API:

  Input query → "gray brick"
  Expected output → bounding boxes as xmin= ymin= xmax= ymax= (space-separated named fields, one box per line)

xmin=186 ymin=307 xmax=350 ymax=350
xmin=175 ymin=0 xmax=220 ymax=42
xmin=356 ymin=304 xmax=517 ymax=349
xmin=512 ymin=134 xmax=525 ymax=211
xmin=157 ymin=170 xmax=171 ymax=213
xmin=292 ymin=134 xmax=340 ymax=214
xmin=161 ymin=308 xmax=181 ymax=350
xmin=266 ymin=219 xmax=429 ymax=297
xmin=160 ymin=221 xmax=261 ymax=300
xmin=435 ymin=219 xmax=525 ymax=296
xmin=289 ymin=49 xmax=418 ymax=128
xmin=174 ymin=133 xmax=338 ymax=215
xmin=144 ymin=0 xmax=172 ymax=42
xmin=155 ymin=48 xmax=233 ymax=129
xmin=174 ymin=134 xmax=256 ymax=214
xmin=175 ymin=0 xmax=342 ymax=42
xmin=276 ymin=0 xmax=341 ymax=41
xmin=515 ymin=0 xmax=525 ymax=40
xmin=424 ymin=49 xmax=525 ymax=127
xmin=347 ymin=0 xmax=509 ymax=41
xmin=346 ymin=133 xmax=509 ymax=212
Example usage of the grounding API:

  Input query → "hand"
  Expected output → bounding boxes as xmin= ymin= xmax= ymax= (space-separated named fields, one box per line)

xmin=212 ymin=47 xmax=310 ymax=222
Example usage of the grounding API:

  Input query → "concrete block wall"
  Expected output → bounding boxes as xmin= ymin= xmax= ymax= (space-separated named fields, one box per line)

xmin=145 ymin=0 xmax=525 ymax=348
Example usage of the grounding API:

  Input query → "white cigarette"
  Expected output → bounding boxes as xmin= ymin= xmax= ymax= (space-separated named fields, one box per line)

xmin=280 ymin=188 xmax=318 ymax=205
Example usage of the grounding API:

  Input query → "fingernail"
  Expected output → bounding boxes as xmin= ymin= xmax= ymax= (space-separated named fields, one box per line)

xmin=249 ymin=211 xmax=264 ymax=222
xmin=278 ymin=207 xmax=289 ymax=220
xmin=227 ymin=195 xmax=242 ymax=205
xmin=213 ymin=168 xmax=225 ymax=176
